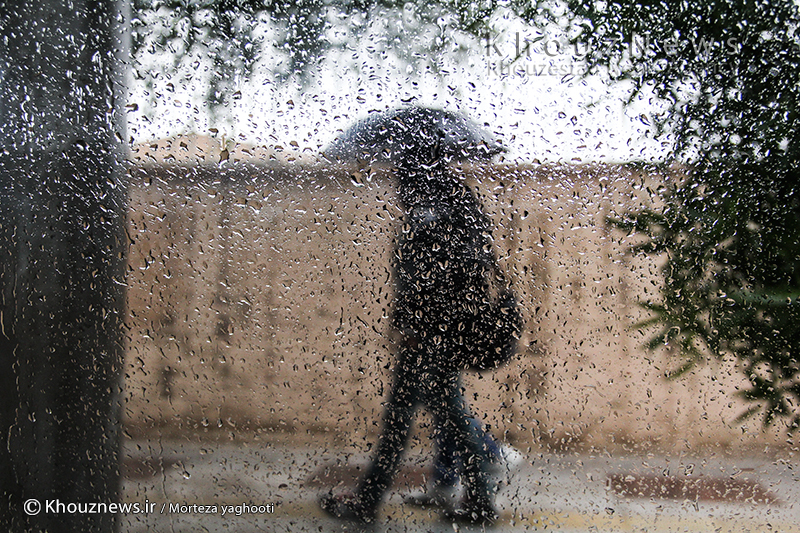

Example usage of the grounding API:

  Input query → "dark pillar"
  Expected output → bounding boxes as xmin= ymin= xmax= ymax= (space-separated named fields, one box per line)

xmin=0 ymin=1 xmax=129 ymax=531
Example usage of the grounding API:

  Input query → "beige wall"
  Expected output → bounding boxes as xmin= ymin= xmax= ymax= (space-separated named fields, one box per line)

xmin=123 ymin=162 xmax=789 ymax=454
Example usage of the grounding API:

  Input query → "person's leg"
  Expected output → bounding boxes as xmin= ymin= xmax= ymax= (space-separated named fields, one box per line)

xmin=320 ymin=356 xmax=420 ymax=522
xmin=430 ymin=422 xmax=460 ymax=486
xmin=402 ymin=410 xmax=461 ymax=510
xmin=468 ymin=417 xmax=501 ymax=461
xmin=423 ymin=372 xmax=497 ymax=521
xmin=354 ymin=356 xmax=420 ymax=511
xmin=415 ymin=415 xmax=499 ymax=492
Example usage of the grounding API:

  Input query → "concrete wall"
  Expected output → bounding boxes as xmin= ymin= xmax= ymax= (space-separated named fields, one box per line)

xmin=123 ymin=161 xmax=790 ymax=454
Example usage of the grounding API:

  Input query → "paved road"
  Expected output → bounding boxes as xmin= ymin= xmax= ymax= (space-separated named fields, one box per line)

xmin=120 ymin=438 xmax=800 ymax=532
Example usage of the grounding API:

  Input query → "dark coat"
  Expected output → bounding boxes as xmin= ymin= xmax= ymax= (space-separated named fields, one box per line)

xmin=391 ymin=166 xmax=497 ymax=368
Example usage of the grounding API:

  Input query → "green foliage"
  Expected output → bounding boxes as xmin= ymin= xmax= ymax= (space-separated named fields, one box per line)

xmin=133 ymin=1 xmax=266 ymax=115
xmin=131 ymin=0 xmax=501 ymax=119
xmin=588 ymin=1 xmax=800 ymax=430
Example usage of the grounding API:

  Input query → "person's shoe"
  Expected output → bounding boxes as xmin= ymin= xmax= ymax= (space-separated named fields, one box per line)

xmin=319 ymin=492 xmax=376 ymax=524
xmin=445 ymin=497 xmax=499 ymax=526
xmin=487 ymin=444 xmax=524 ymax=487
xmin=403 ymin=483 xmax=459 ymax=511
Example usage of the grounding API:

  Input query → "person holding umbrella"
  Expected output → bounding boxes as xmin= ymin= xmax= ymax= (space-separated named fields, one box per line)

xmin=320 ymin=106 xmax=519 ymax=525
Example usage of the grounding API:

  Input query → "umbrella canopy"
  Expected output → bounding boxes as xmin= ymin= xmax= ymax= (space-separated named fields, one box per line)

xmin=324 ymin=106 xmax=504 ymax=168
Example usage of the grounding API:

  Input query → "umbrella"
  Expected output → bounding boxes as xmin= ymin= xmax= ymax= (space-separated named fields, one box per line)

xmin=324 ymin=106 xmax=504 ymax=168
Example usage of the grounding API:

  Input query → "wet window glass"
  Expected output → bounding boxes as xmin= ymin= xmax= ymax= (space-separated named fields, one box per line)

xmin=2 ymin=1 xmax=799 ymax=531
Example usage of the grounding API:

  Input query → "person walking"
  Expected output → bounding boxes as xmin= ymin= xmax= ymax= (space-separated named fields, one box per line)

xmin=320 ymin=107 xmax=516 ymax=525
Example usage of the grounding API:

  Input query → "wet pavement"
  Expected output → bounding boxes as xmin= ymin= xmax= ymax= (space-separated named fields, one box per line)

xmin=120 ymin=437 xmax=800 ymax=532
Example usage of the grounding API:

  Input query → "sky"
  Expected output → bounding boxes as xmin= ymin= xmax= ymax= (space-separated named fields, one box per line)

xmin=127 ymin=12 xmax=670 ymax=165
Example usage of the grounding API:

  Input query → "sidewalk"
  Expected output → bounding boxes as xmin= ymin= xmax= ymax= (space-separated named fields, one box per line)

xmin=120 ymin=437 xmax=800 ymax=532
